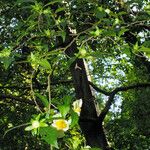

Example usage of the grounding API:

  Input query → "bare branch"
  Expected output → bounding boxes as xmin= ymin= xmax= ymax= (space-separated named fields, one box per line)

xmin=99 ymin=82 xmax=150 ymax=121
xmin=89 ymin=81 xmax=110 ymax=96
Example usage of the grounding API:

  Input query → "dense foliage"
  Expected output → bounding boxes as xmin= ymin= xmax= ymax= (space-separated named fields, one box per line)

xmin=0 ymin=0 xmax=150 ymax=149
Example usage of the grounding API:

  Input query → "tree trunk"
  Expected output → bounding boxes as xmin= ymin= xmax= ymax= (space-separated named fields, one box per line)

xmin=65 ymin=35 xmax=110 ymax=149
xmin=70 ymin=58 xmax=110 ymax=149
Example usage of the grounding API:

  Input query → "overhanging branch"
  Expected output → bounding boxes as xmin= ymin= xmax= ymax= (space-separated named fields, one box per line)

xmin=89 ymin=82 xmax=150 ymax=121
xmin=89 ymin=81 xmax=110 ymax=96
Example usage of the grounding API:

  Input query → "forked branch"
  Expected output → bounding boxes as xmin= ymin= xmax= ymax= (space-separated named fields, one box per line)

xmin=89 ymin=82 xmax=150 ymax=121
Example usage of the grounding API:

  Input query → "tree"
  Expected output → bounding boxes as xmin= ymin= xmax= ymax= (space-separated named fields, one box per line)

xmin=0 ymin=0 xmax=150 ymax=149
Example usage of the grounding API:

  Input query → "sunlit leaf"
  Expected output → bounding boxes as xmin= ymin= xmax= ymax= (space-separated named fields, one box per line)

xmin=39 ymin=59 xmax=51 ymax=70
xmin=70 ymin=111 xmax=79 ymax=128
xmin=58 ymin=105 xmax=70 ymax=118
xmin=39 ymin=126 xmax=58 ymax=148
xmin=35 ymin=93 xmax=49 ymax=107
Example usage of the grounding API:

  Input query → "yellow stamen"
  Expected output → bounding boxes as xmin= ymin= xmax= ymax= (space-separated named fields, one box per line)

xmin=55 ymin=120 xmax=67 ymax=129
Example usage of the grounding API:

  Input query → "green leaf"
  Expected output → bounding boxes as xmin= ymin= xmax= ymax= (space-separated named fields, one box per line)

xmin=139 ymin=46 xmax=150 ymax=53
xmin=30 ymin=52 xmax=36 ymax=61
xmin=124 ymin=46 xmax=131 ymax=57
xmin=61 ymin=31 xmax=66 ymax=42
xmin=44 ymin=0 xmax=62 ymax=7
xmin=39 ymin=59 xmax=51 ymax=70
xmin=0 ymin=48 xmax=11 ymax=57
xmin=44 ymin=29 xmax=51 ymax=37
xmin=39 ymin=126 xmax=58 ymax=148
xmin=25 ymin=125 xmax=33 ymax=131
xmin=114 ymin=18 xmax=120 ymax=25
xmin=58 ymin=105 xmax=70 ymax=118
xmin=63 ymin=95 xmax=72 ymax=106
xmin=58 ymin=96 xmax=72 ymax=117
xmin=119 ymin=28 xmax=129 ymax=37
xmin=90 ymin=51 xmax=104 ymax=58
xmin=133 ymin=42 xmax=139 ymax=51
xmin=70 ymin=111 xmax=79 ymax=128
xmin=95 ymin=7 xmax=106 ymax=19
xmin=35 ymin=93 xmax=49 ymax=107
xmin=103 ymin=29 xmax=116 ymax=37
xmin=90 ymin=27 xmax=103 ymax=37
xmin=55 ymin=7 xmax=65 ymax=14
xmin=0 ymin=49 xmax=14 ymax=69
xmin=39 ymin=122 xmax=48 ymax=127
xmin=2 ymin=57 xmax=14 ymax=70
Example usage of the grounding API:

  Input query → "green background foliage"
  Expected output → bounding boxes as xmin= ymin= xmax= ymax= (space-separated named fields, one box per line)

xmin=0 ymin=0 xmax=150 ymax=149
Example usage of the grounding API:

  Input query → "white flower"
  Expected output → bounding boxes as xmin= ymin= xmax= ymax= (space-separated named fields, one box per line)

xmin=52 ymin=119 xmax=69 ymax=131
xmin=72 ymin=99 xmax=83 ymax=115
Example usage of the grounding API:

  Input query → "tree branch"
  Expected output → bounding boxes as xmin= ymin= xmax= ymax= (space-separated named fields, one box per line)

xmin=0 ymin=94 xmax=38 ymax=106
xmin=100 ymin=83 xmax=150 ymax=121
xmin=89 ymin=81 xmax=110 ymax=96
xmin=89 ymin=82 xmax=150 ymax=121
xmin=0 ymin=80 xmax=73 ymax=90
xmin=0 ymin=94 xmax=57 ymax=110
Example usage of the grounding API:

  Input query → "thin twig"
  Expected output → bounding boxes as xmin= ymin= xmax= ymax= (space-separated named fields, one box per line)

xmin=3 ymin=123 xmax=30 ymax=138
xmin=30 ymin=70 xmax=43 ymax=113
xmin=47 ymin=73 xmax=51 ymax=112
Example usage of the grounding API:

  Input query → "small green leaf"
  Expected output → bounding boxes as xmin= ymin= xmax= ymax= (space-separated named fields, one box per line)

xmin=105 ymin=9 xmax=110 ymax=14
xmin=119 ymin=28 xmax=129 ymax=37
xmin=139 ymin=46 xmax=150 ymax=53
xmin=61 ymin=31 xmax=66 ymax=42
xmin=39 ymin=59 xmax=51 ymax=70
xmin=124 ymin=47 xmax=131 ymax=57
xmin=70 ymin=111 xmax=79 ymax=128
xmin=133 ymin=42 xmax=139 ymax=51
xmin=43 ymin=9 xmax=51 ymax=14
xmin=35 ymin=93 xmax=49 ymax=107
xmin=39 ymin=122 xmax=48 ymax=127
xmin=63 ymin=96 xmax=72 ymax=106
xmin=2 ymin=57 xmax=14 ymax=70
xmin=0 ymin=49 xmax=14 ymax=69
xmin=25 ymin=125 xmax=33 ymax=131
xmin=39 ymin=126 xmax=58 ymax=148
xmin=95 ymin=7 xmax=106 ymax=19
xmin=58 ymin=105 xmax=70 ymax=118
xmin=30 ymin=52 xmax=36 ymax=61
xmin=55 ymin=7 xmax=65 ymax=14
xmin=44 ymin=29 xmax=51 ymax=37
xmin=0 ymin=48 xmax=11 ymax=57
xmin=90 ymin=27 xmax=103 ymax=37
xmin=114 ymin=18 xmax=120 ymax=25
xmin=103 ymin=29 xmax=116 ymax=37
